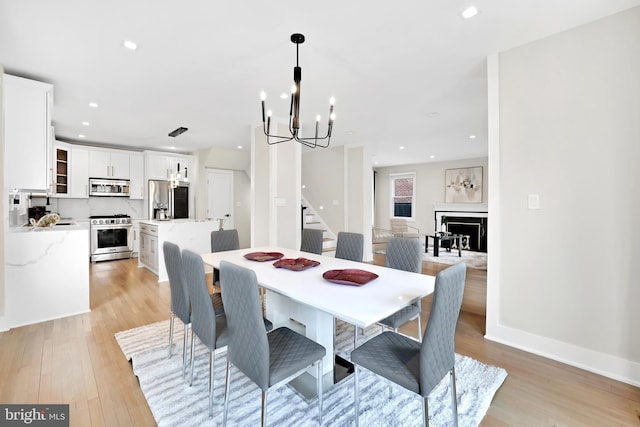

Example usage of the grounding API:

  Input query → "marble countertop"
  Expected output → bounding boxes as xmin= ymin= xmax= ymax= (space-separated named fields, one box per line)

xmin=138 ymin=218 xmax=215 ymax=225
xmin=8 ymin=223 xmax=89 ymax=233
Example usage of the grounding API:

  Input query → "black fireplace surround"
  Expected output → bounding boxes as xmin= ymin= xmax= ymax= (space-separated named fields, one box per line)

xmin=435 ymin=213 xmax=488 ymax=252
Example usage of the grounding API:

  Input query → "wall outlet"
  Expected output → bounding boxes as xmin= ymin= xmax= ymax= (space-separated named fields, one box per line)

xmin=528 ymin=194 xmax=540 ymax=209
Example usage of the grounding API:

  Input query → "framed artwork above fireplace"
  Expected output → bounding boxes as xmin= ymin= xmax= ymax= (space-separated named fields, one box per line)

xmin=445 ymin=166 xmax=483 ymax=203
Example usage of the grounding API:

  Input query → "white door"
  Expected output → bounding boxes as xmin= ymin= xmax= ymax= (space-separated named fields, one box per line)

xmin=207 ymin=169 xmax=234 ymax=229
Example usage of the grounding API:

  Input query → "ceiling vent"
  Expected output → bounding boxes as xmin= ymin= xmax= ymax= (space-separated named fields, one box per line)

xmin=168 ymin=127 xmax=188 ymax=137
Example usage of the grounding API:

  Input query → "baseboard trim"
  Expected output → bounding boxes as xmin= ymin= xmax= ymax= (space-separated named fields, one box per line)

xmin=6 ymin=309 xmax=92 ymax=331
xmin=485 ymin=323 xmax=640 ymax=387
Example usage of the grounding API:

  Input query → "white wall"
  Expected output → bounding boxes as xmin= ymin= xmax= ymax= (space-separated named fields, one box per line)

xmin=251 ymin=122 xmax=301 ymax=250
xmin=195 ymin=145 xmax=251 ymax=247
xmin=487 ymin=6 xmax=640 ymax=386
xmin=301 ymin=145 xmax=374 ymax=260
xmin=302 ymin=146 xmax=346 ymax=233
xmin=0 ymin=67 xmax=5 ymax=328
xmin=374 ymin=157 xmax=488 ymax=235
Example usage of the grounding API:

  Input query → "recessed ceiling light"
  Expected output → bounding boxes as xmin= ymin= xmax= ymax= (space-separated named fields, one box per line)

xmin=89 ymin=102 xmax=98 ymax=108
xmin=237 ymin=145 xmax=243 ymax=149
xmin=82 ymin=121 xmax=90 ymax=126
xmin=123 ymin=40 xmax=138 ymax=50
xmin=302 ymin=184 xmax=306 ymax=189
xmin=399 ymin=146 xmax=405 ymax=150
xmin=374 ymin=161 xmax=379 ymax=165
xmin=280 ymin=93 xmax=288 ymax=99
xmin=170 ymin=146 xmax=176 ymax=150
xmin=430 ymin=155 xmax=435 ymax=159
xmin=461 ymin=6 xmax=479 ymax=19
xmin=78 ymin=134 xmax=86 ymax=138
xmin=469 ymin=135 xmax=477 ymax=139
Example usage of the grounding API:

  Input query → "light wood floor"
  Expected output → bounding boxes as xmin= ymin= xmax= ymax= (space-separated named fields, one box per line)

xmin=1 ymin=257 xmax=638 ymax=426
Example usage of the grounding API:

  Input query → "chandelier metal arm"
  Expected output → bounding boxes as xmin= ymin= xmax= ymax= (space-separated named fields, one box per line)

xmin=260 ymin=33 xmax=335 ymax=149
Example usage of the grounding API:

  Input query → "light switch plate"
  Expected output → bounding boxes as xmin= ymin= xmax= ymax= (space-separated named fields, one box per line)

xmin=528 ymin=194 xmax=540 ymax=209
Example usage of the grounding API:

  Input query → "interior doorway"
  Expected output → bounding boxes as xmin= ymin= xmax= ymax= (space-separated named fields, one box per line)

xmin=206 ymin=169 xmax=234 ymax=230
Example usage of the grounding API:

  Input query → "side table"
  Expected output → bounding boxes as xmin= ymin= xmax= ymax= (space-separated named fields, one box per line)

xmin=425 ymin=233 xmax=462 ymax=257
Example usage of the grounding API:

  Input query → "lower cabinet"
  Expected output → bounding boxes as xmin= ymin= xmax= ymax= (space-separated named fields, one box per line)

xmin=139 ymin=223 xmax=158 ymax=274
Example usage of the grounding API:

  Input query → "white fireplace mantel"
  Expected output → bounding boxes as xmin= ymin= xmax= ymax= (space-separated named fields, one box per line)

xmin=434 ymin=203 xmax=488 ymax=234
xmin=434 ymin=203 xmax=488 ymax=213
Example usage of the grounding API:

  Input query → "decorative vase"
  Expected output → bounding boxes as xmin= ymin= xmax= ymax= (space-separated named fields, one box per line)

xmin=441 ymin=223 xmax=447 ymax=233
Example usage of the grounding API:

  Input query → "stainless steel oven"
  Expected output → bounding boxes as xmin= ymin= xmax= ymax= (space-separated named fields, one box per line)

xmin=90 ymin=215 xmax=133 ymax=262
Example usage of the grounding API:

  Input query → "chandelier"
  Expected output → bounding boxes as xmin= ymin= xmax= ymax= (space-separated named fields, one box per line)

xmin=260 ymin=33 xmax=335 ymax=149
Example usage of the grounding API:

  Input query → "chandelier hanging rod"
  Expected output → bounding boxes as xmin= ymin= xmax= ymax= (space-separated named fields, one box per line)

xmin=260 ymin=33 xmax=335 ymax=149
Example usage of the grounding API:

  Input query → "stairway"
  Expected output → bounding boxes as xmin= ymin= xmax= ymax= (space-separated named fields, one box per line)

xmin=301 ymin=197 xmax=336 ymax=254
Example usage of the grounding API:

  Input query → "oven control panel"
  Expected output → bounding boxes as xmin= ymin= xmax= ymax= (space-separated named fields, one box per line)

xmin=90 ymin=217 xmax=132 ymax=225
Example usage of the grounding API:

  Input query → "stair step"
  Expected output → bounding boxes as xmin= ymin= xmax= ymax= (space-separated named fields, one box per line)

xmin=323 ymin=246 xmax=337 ymax=253
xmin=306 ymin=221 xmax=321 ymax=225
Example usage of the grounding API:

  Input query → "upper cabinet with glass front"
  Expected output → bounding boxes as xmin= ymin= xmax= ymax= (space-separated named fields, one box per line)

xmin=3 ymin=74 xmax=53 ymax=191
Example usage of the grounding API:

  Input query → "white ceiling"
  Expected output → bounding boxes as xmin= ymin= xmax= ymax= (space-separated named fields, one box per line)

xmin=2 ymin=1 xmax=639 ymax=167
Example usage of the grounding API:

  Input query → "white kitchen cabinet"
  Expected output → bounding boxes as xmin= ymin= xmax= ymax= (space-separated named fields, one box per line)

xmin=3 ymin=74 xmax=53 ymax=191
xmin=70 ymin=146 xmax=89 ymax=198
xmin=145 ymin=151 xmax=191 ymax=181
xmin=89 ymin=148 xmax=130 ymax=179
xmin=139 ymin=223 xmax=158 ymax=274
xmin=129 ymin=153 xmax=144 ymax=199
xmin=131 ymin=220 xmax=140 ymax=257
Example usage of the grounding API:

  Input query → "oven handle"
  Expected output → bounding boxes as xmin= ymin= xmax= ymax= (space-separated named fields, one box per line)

xmin=91 ymin=224 xmax=133 ymax=231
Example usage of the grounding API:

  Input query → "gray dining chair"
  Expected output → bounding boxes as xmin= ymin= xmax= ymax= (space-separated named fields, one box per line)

xmin=219 ymin=260 xmax=326 ymax=426
xmin=335 ymin=231 xmax=364 ymax=262
xmin=163 ymin=241 xmax=192 ymax=376
xmin=300 ymin=228 xmax=324 ymax=255
xmin=352 ymin=262 xmax=467 ymax=427
xmin=182 ymin=249 xmax=229 ymax=418
xmin=335 ymin=231 xmax=365 ymax=347
xmin=211 ymin=229 xmax=240 ymax=287
xmin=379 ymin=236 xmax=424 ymax=341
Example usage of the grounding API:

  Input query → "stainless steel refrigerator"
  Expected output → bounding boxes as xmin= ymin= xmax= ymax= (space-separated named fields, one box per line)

xmin=148 ymin=180 xmax=189 ymax=220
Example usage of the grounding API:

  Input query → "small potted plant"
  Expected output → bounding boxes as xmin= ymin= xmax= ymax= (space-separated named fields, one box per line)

xmin=441 ymin=216 xmax=448 ymax=233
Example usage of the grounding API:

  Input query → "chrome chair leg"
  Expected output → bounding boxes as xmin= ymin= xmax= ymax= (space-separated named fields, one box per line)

xmin=354 ymin=325 xmax=358 ymax=349
xmin=354 ymin=364 xmax=360 ymax=427
xmin=317 ymin=360 xmax=323 ymax=424
xmin=422 ymin=396 xmax=429 ymax=427
xmin=223 ymin=361 xmax=232 ymax=426
xmin=208 ymin=351 xmax=215 ymax=417
xmin=261 ymin=390 xmax=268 ymax=427
xmin=168 ymin=312 xmax=175 ymax=358
xmin=182 ymin=323 xmax=189 ymax=377
xmin=450 ymin=367 xmax=459 ymax=427
xmin=189 ymin=329 xmax=196 ymax=386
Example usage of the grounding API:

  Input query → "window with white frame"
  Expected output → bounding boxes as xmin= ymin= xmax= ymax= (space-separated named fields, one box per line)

xmin=390 ymin=172 xmax=415 ymax=220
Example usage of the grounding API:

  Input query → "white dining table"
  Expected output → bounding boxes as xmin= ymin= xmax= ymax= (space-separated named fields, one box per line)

xmin=200 ymin=246 xmax=435 ymax=380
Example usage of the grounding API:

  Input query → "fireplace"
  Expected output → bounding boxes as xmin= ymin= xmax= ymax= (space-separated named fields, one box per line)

xmin=434 ymin=204 xmax=488 ymax=252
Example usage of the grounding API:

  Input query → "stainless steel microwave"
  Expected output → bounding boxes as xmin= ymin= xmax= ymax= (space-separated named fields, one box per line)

xmin=89 ymin=178 xmax=130 ymax=197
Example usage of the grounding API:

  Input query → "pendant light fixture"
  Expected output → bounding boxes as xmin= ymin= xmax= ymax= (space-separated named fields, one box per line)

xmin=260 ymin=33 xmax=335 ymax=148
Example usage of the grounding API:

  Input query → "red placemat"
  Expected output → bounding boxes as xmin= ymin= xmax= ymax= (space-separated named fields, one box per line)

xmin=322 ymin=269 xmax=379 ymax=286
xmin=243 ymin=252 xmax=285 ymax=262
xmin=273 ymin=258 xmax=320 ymax=271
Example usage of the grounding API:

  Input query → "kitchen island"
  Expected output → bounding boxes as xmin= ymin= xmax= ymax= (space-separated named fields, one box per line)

xmin=4 ymin=224 xmax=90 ymax=330
xmin=138 ymin=219 xmax=220 ymax=282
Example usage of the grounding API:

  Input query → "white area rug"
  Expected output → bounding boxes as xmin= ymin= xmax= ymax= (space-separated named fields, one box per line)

xmin=423 ymin=249 xmax=487 ymax=270
xmin=375 ymin=249 xmax=487 ymax=270
xmin=116 ymin=320 xmax=505 ymax=426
